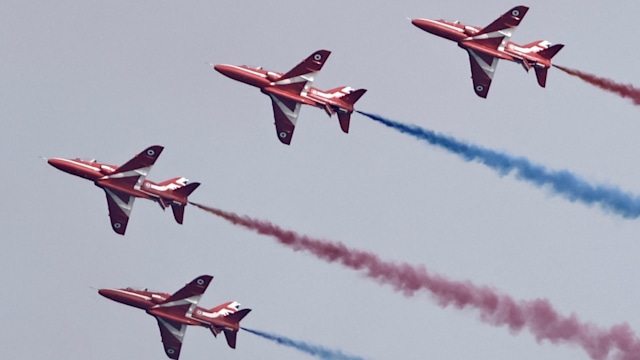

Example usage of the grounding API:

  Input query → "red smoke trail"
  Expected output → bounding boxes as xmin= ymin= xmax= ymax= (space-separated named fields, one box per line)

xmin=554 ymin=65 xmax=640 ymax=105
xmin=191 ymin=202 xmax=640 ymax=360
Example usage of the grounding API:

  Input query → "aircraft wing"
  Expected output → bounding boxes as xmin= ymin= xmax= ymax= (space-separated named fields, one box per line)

xmin=271 ymin=50 xmax=331 ymax=95
xmin=467 ymin=49 xmax=499 ymax=98
xmin=269 ymin=94 xmax=301 ymax=145
xmin=470 ymin=6 xmax=528 ymax=51
xmin=106 ymin=145 xmax=164 ymax=191
xmin=153 ymin=275 xmax=213 ymax=319
xmin=103 ymin=188 xmax=135 ymax=235
xmin=155 ymin=317 xmax=187 ymax=360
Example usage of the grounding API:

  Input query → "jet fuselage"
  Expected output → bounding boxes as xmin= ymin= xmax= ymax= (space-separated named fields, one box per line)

xmin=214 ymin=64 xmax=357 ymax=114
xmin=412 ymin=18 xmax=553 ymax=69
xmin=47 ymin=158 xmax=188 ymax=206
xmin=98 ymin=287 xmax=243 ymax=331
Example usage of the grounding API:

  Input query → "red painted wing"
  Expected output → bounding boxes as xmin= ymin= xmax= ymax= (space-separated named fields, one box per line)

xmin=155 ymin=317 xmax=186 ymax=360
xmin=98 ymin=145 xmax=164 ymax=194
xmin=103 ymin=188 xmax=134 ymax=235
xmin=280 ymin=50 xmax=330 ymax=80
xmin=163 ymin=275 xmax=213 ymax=304
xmin=269 ymin=95 xmax=300 ymax=145
xmin=467 ymin=49 xmax=498 ymax=98
xmin=474 ymin=6 xmax=528 ymax=49
xmin=272 ymin=50 xmax=330 ymax=95
xmin=479 ymin=6 xmax=528 ymax=35
xmin=115 ymin=145 xmax=164 ymax=174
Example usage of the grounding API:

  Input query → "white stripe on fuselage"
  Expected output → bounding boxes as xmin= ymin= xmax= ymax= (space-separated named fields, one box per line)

xmin=227 ymin=65 xmax=267 ymax=78
xmin=56 ymin=158 xmax=101 ymax=172
xmin=420 ymin=19 xmax=465 ymax=33
xmin=112 ymin=288 xmax=152 ymax=301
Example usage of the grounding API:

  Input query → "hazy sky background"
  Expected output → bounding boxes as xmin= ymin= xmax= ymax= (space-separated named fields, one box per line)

xmin=3 ymin=1 xmax=640 ymax=359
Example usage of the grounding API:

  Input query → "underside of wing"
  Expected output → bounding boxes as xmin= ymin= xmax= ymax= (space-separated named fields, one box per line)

xmin=156 ymin=317 xmax=186 ymax=360
xmin=104 ymin=188 xmax=135 ymax=235
xmin=270 ymin=95 xmax=301 ymax=145
xmin=467 ymin=49 xmax=498 ymax=98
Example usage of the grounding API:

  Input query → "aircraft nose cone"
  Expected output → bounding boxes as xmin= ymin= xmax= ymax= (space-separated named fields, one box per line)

xmin=47 ymin=158 xmax=67 ymax=171
xmin=411 ymin=18 xmax=432 ymax=31
xmin=98 ymin=289 xmax=118 ymax=300
xmin=213 ymin=64 xmax=230 ymax=75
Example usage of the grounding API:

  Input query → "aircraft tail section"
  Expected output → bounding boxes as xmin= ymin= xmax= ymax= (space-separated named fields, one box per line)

xmin=171 ymin=204 xmax=186 ymax=224
xmin=221 ymin=309 xmax=252 ymax=349
xmin=169 ymin=182 xmax=200 ymax=224
xmin=341 ymin=88 xmax=367 ymax=106
xmin=336 ymin=89 xmax=366 ymax=133
xmin=537 ymin=43 xmax=564 ymax=60
xmin=172 ymin=182 xmax=200 ymax=201
xmin=338 ymin=113 xmax=352 ymax=133
xmin=534 ymin=44 xmax=563 ymax=87
xmin=535 ymin=67 xmax=549 ymax=88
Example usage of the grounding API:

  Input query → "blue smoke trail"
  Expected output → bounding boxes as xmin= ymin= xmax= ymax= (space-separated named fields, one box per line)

xmin=357 ymin=110 xmax=640 ymax=218
xmin=242 ymin=327 xmax=366 ymax=360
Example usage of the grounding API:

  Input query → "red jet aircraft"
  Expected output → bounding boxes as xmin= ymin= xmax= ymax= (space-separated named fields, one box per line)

xmin=46 ymin=145 xmax=199 ymax=235
xmin=214 ymin=50 xmax=367 ymax=145
xmin=412 ymin=5 xmax=564 ymax=98
xmin=99 ymin=275 xmax=251 ymax=360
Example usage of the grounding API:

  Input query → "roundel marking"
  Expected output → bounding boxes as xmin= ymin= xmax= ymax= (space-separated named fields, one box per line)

xmin=475 ymin=85 xmax=484 ymax=92
xmin=147 ymin=149 xmax=155 ymax=156
xmin=167 ymin=348 xmax=175 ymax=355
xmin=113 ymin=222 xmax=122 ymax=229
xmin=279 ymin=131 xmax=288 ymax=138
xmin=313 ymin=53 xmax=322 ymax=61
xmin=196 ymin=278 xmax=205 ymax=285
xmin=511 ymin=9 xmax=520 ymax=16
xmin=197 ymin=310 xmax=202 ymax=315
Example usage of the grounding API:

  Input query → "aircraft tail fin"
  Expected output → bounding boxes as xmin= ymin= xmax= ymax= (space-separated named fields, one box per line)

xmin=336 ymin=89 xmax=366 ymax=133
xmin=223 ymin=309 xmax=251 ymax=348
xmin=169 ymin=182 xmax=200 ymax=224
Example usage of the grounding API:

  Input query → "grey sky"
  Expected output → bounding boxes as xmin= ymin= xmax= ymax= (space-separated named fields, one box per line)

xmin=3 ymin=1 xmax=640 ymax=359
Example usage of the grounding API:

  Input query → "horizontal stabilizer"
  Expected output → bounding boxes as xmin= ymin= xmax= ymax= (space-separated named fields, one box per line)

xmin=338 ymin=113 xmax=351 ymax=133
xmin=171 ymin=204 xmax=185 ymax=224
xmin=224 ymin=330 xmax=238 ymax=349
xmin=535 ymin=67 xmax=548 ymax=88
xmin=173 ymin=182 xmax=200 ymax=201
xmin=225 ymin=308 xmax=251 ymax=323
xmin=538 ymin=44 xmax=564 ymax=60
xmin=341 ymin=88 xmax=367 ymax=105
